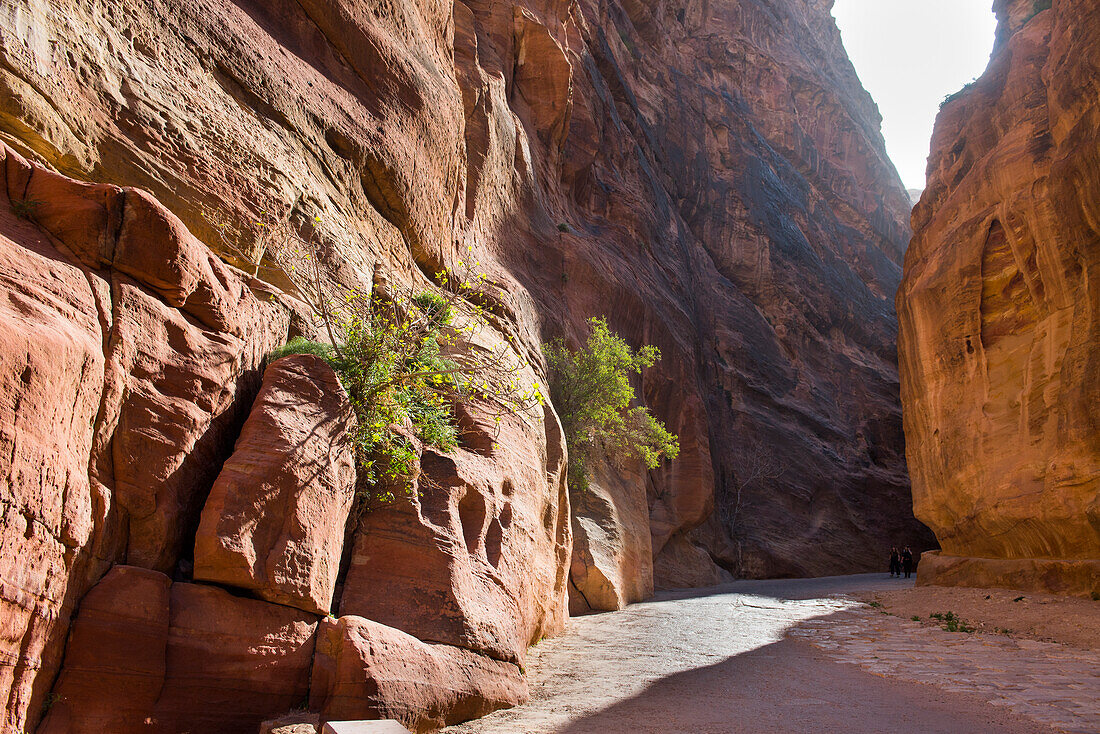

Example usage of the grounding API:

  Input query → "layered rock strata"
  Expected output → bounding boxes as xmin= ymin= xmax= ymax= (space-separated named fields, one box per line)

xmin=0 ymin=0 xmax=928 ymax=603
xmin=0 ymin=143 xmax=290 ymax=733
xmin=899 ymin=0 xmax=1100 ymax=597
xmin=40 ymin=566 xmax=319 ymax=734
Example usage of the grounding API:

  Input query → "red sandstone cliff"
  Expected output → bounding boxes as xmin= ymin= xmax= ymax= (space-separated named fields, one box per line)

xmin=0 ymin=0 xmax=927 ymax=731
xmin=899 ymin=0 xmax=1100 ymax=597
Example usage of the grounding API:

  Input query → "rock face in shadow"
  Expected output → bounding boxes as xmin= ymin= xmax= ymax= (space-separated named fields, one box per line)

xmin=568 ymin=460 xmax=654 ymax=614
xmin=899 ymin=0 xmax=1100 ymax=597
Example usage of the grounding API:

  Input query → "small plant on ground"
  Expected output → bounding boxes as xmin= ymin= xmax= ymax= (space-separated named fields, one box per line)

xmin=1091 ymin=591 xmax=1099 ymax=601
xmin=911 ymin=615 xmax=921 ymax=622
xmin=544 ymin=317 xmax=679 ymax=492
xmin=868 ymin=601 xmax=883 ymax=609
xmin=930 ymin=611 xmax=974 ymax=633
xmin=11 ymin=199 xmax=40 ymax=221
xmin=557 ymin=222 xmax=570 ymax=233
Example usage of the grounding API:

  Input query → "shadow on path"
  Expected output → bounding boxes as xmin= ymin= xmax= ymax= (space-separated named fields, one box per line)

xmin=556 ymin=630 xmax=1053 ymax=734
xmin=446 ymin=575 xmax=1054 ymax=734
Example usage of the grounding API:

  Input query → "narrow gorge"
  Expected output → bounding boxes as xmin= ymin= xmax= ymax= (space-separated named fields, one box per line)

xmin=0 ymin=0 xmax=1094 ymax=732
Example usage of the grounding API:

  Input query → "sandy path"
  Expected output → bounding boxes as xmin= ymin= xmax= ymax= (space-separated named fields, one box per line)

xmin=444 ymin=575 xmax=1057 ymax=734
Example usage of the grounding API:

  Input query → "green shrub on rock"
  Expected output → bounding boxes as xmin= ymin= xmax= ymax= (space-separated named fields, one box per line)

xmin=271 ymin=239 xmax=541 ymax=512
xmin=545 ymin=317 xmax=679 ymax=492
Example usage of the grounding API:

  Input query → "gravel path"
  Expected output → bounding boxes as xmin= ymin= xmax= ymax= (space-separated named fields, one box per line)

xmin=444 ymin=574 xmax=1068 ymax=734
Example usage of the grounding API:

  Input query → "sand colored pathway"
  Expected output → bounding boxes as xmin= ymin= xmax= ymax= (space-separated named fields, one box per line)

xmin=444 ymin=575 xmax=1082 ymax=733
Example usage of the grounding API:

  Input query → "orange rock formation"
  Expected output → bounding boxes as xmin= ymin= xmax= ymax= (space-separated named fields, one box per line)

xmin=899 ymin=0 xmax=1100 ymax=598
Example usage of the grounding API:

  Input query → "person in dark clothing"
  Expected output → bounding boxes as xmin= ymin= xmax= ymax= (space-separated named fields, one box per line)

xmin=889 ymin=547 xmax=901 ymax=577
xmin=901 ymin=546 xmax=914 ymax=579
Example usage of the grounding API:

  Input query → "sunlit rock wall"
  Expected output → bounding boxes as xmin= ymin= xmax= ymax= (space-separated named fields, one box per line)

xmin=899 ymin=0 xmax=1100 ymax=597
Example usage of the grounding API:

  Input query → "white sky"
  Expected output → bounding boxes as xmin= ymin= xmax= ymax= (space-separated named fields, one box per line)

xmin=832 ymin=1 xmax=997 ymax=191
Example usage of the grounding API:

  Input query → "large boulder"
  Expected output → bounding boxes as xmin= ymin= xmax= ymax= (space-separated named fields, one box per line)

xmin=652 ymin=533 xmax=734 ymax=591
xmin=154 ymin=583 xmax=318 ymax=732
xmin=40 ymin=568 xmax=318 ymax=734
xmin=898 ymin=0 xmax=1100 ymax=597
xmin=568 ymin=460 xmax=654 ymax=614
xmin=310 ymin=616 xmax=526 ymax=733
xmin=36 ymin=566 xmax=170 ymax=734
xmin=194 ymin=354 xmax=357 ymax=616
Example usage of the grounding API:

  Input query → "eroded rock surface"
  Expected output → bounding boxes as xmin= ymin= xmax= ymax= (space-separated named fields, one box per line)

xmin=40 ymin=567 xmax=318 ymax=734
xmin=341 ymin=398 xmax=571 ymax=667
xmin=0 ymin=144 xmax=290 ymax=733
xmin=899 ymin=0 xmax=1100 ymax=597
xmin=0 ymin=147 xmax=553 ymax=733
xmin=0 ymin=0 xmax=927 ymax=597
xmin=568 ymin=460 xmax=653 ymax=614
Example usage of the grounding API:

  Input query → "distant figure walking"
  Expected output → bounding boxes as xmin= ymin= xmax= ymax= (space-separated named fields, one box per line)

xmin=889 ymin=547 xmax=901 ymax=578
xmin=901 ymin=546 xmax=914 ymax=579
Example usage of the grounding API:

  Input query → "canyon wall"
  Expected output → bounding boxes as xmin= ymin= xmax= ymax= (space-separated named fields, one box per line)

xmin=899 ymin=0 xmax=1100 ymax=597
xmin=1 ymin=0 xmax=927 ymax=731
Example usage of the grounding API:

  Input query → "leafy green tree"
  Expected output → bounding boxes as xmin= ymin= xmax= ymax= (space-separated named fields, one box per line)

xmin=545 ymin=317 xmax=679 ymax=492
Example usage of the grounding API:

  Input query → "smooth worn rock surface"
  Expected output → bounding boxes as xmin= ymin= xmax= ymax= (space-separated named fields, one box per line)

xmin=898 ymin=0 xmax=1100 ymax=596
xmin=310 ymin=616 xmax=527 ymax=733
xmin=917 ymin=551 xmax=1100 ymax=599
xmin=37 ymin=566 xmax=170 ymax=734
xmin=155 ymin=580 xmax=318 ymax=733
xmin=651 ymin=532 xmax=735 ymax=592
xmin=568 ymin=460 xmax=653 ymax=614
xmin=40 ymin=568 xmax=318 ymax=734
xmin=195 ymin=353 xmax=357 ymax=615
